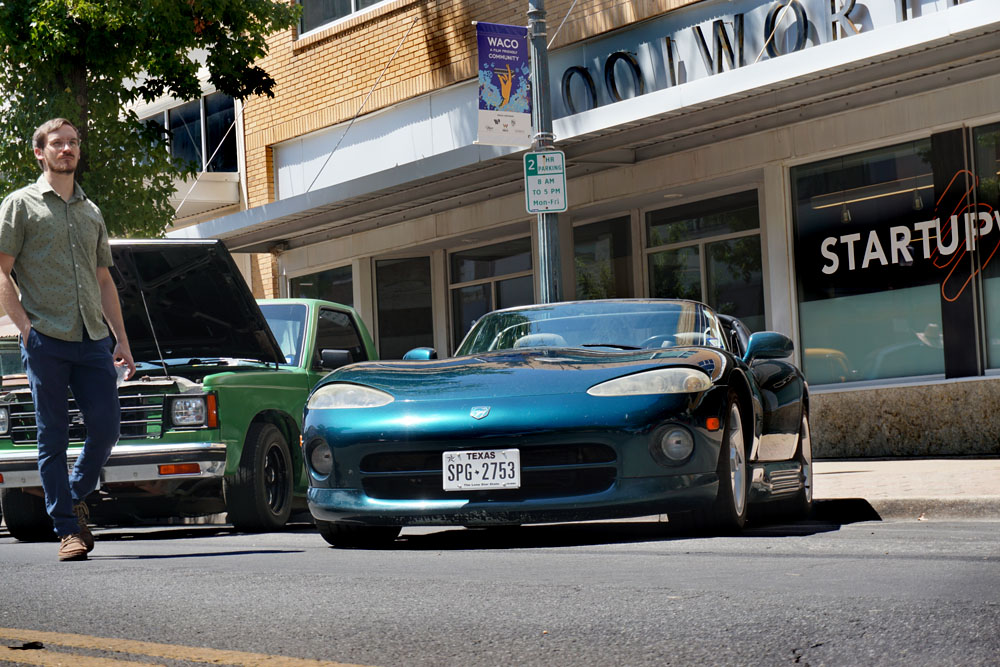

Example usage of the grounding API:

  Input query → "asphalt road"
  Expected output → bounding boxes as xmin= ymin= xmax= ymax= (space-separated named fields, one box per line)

xmin=0 ymin=504 xmax=997 ymax=666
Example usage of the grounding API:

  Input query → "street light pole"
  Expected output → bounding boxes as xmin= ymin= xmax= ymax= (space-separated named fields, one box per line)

xmin=528 ymin=0 xmax=562 ymax=303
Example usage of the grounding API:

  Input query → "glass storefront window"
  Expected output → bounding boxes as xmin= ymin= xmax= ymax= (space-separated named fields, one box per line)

xmin=646 ymin=191 xmax=764 ymax=331
xmin=450 ymin=238 xmax=533 ymax=349
xmin=574 ymin=216 xmax=633 ymax=299
xmin=975 ymin=123 xmax=1000 ymax=368
xmin=707 ymin=236 xmax=764 ymax=332
xmin=792 ymin=140 xmax=946 ymax=385
xmin=376 ymin=257 xmax=433 ymax=359
xmin=290 ymin=264 xmax=353 ymax=307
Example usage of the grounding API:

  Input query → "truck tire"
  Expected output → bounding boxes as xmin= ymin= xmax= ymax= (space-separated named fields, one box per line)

xmin=0 ymin=488 xmax=56 ymax=542
xmin=224 ymin=422 xmax=293 ymax=532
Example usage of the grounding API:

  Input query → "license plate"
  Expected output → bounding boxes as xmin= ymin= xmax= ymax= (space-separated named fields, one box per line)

xmin=442 ymin=449 xmax=520 ymax=491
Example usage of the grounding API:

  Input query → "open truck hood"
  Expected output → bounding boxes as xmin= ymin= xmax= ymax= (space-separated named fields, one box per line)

xmin=110 ymin=239 xmax=284 ymax=366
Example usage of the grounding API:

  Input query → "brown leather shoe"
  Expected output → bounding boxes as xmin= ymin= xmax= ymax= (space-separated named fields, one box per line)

xmin=73 ymin=501 xmax=95 ymax=553
xmin=58 ymin=533 xmax=88 ymax=561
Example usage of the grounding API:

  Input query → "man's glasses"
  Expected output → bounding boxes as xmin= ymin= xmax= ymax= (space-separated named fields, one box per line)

xmin=49 ymin=139 xmax=80 ymax=150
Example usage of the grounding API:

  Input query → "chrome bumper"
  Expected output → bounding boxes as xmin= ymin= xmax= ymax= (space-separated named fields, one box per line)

xmin=0 ymin=442 xmax=227 ymax=488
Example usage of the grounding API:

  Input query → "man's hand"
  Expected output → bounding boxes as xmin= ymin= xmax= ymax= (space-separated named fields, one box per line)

xmin=114 ymin=341 xmax=135 ymax=381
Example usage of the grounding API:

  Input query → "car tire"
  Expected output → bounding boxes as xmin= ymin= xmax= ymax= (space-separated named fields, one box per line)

xmin=0 ymin=488 xmax=56 ymax=542
xmin=711 ymin=393 xmax=750 ymax=532
xmin=315 ymin=520 xmax=401 ymax=548
xmin=778 ymin=411 xmax=813 ymax=519
xmin=224 ymin=422 xmax=293 ymax=532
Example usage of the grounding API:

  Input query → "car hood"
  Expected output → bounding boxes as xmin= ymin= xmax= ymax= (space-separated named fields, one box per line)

xmin=110 ymin=240 xmax=284 ymax=365
xmin=324 ymin=347 xmax=728 ymax=400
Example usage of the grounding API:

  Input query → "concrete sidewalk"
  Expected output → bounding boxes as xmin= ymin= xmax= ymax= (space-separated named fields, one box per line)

xmin=813 ymin=458 xmax=1000 ymax=520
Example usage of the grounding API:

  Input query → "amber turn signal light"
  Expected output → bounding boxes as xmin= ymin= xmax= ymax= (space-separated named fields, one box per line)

xmin=706 ymin=417 xmax=721 ymax=431
xmin=206 ymin=394 xmax=219 ymax=428
xmin=159 ymin=463 xmax=201 ymax=476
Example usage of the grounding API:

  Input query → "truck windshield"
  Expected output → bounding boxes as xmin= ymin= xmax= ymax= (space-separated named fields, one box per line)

xmin=260 ymin=303 xmax=308 ymax=366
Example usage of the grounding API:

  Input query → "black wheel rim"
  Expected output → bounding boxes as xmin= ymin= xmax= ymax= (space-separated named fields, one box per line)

xmin=263 ymin=441 xmax=289 ymax=515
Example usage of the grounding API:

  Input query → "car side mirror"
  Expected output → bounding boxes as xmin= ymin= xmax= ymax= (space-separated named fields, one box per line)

xmin=403 ymin=347 xmax=437 ymax=361
xmin=743 ymin=332 xmax=793 ymax=364
xmin=319 ymin=349 xmax=352 ymax=370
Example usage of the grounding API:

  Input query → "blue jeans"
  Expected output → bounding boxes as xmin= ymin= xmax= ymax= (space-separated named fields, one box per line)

xmin=20 ymin=329 xmax=120 ymax=536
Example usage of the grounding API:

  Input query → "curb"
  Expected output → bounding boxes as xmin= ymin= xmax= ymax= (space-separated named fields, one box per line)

xmin=865 ymin=497 xmax=1000 ymax=521
xmin=813 ymin=496 xmax=1000 ymax=522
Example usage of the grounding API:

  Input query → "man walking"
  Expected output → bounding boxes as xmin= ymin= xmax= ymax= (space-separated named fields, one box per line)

xmin=0 ymin=118 xmax=135 ymax=561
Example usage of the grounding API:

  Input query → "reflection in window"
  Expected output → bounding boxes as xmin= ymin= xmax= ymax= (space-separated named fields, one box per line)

xmin=574 ymin=216 xmax=633 ymax=299
xmin=259 ymin=303 xmax=307 ymax=366
xmin=141 ymin=95 xmax=237 ymax=173
xmin=168 ymin=100 xmax=202 ymax=170
xmin=975 ymin=123 xmax=1000 ymax=368
xmin=204 ymin=93 xmax=236 ymax=172
xmin=290 ymin=264 xmax=353 ymax=307
xmin=792 ymin=140 xmax=944 ymax=385
xmin=646 ymin=191 xmax=764 ymax=331
xmin=450 ymin=238 xmax=534 ymax=350
xmin=376 ymin=257 xmax=433 ymax=359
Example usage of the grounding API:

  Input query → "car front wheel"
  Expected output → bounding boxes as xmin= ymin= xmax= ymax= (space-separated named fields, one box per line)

xmin=711 ymin=394 xmax=749 ymax=531
xmin=224 ymin=422 xmax=293 ymax=532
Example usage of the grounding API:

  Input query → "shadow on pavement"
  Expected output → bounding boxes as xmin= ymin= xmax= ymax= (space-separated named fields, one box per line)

xmin=3 ymin=499 xmax=882 ymax=551
xmin=341 ymin=497 xmax=885 ymax=551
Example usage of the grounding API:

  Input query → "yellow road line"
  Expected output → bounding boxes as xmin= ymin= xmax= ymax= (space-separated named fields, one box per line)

xmin=0 ymin=628 xmax=372 ymax=666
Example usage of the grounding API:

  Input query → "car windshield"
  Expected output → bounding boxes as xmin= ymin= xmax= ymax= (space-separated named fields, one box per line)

xmin=455 ymin=300 xmax=726 ymax=355
xmin=259 ymin=303 xmax=308 ymax=366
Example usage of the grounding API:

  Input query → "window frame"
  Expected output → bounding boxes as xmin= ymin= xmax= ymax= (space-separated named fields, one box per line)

xmin=297 ymin=0 xmax=391 ymax=38
xmin=140 ymin=93 xmax=237 ymax=174
xmin=448 ymin=236 xmax=534 ymax=351
xmin=642 ymin=189 xmax=765 ymax=329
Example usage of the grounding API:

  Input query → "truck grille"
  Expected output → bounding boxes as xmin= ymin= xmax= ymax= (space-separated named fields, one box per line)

xmin=8 ymin=389 xmax=168 ymax=445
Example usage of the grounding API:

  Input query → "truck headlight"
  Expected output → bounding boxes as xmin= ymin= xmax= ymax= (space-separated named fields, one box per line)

xmin=0 ymin=406 xmax=8 ymax=435
xmin=171 ymin=396 xmax=207 ymax=426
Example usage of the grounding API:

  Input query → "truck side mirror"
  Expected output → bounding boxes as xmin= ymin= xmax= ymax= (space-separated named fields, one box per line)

xmin=319 ymin=349 xmax=352 ymax=370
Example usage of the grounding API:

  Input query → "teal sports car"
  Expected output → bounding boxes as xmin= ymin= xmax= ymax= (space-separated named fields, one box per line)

xmin=302 ymin=299 xmax=811 ymax=546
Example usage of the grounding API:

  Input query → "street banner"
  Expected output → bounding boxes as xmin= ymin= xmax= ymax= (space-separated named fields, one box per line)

xmin=476 ymin=22 xmax=531 ymax=147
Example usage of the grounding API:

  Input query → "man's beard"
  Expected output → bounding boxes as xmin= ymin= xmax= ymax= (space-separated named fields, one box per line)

xmin=46 ymin=159 xmax=76 ymax=175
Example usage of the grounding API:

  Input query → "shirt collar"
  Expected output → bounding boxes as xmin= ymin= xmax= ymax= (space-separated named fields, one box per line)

xmin=35 ymin=174 xmax=87 ymax=202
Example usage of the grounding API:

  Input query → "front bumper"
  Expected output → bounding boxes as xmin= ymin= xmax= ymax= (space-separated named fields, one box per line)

xmin=308 ymin=473 xmax=719 ymax=526
xmin=0 ymin=442 xmax=227 ymax=488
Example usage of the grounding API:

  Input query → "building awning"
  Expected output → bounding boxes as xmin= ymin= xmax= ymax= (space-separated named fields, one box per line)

xmin=167 ymin=4 xmax=1000 ymax=254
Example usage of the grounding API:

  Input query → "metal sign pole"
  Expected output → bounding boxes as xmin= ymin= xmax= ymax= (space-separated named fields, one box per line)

xmin=528 ymin=0 xmax=562 ymax=303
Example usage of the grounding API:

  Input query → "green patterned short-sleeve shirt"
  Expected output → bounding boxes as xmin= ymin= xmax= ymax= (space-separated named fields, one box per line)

xmin=0 ymin=175 xmax=113 ymax=342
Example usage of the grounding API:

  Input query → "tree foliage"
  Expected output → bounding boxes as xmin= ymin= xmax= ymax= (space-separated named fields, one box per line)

xmin=0 ymin=0 xmax=299 ymax=237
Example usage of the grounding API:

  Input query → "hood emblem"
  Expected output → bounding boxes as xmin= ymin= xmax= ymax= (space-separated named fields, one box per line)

xmin=470 ymin=406 xmax=491 ymax=420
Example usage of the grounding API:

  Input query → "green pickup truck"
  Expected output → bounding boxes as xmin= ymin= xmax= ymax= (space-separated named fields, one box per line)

xmin=0 ymin=239 xmax=376 ymax=540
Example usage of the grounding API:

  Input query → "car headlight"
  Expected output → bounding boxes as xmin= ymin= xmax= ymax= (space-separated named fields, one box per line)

xmin=307 ymin=383 xmax=394 ymax=409
xmin=0 ymin=406 xmax=8 ymax=435
xmin=171 ymin=396 xmax=207 ymax=426
xmin=587 ymin=368 xmax=713 ymax=396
